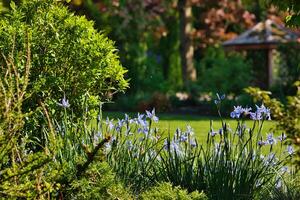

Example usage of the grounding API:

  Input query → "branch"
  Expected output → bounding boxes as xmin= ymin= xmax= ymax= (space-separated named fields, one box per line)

xmin=76 ymin=136 xmax=111 ymax=177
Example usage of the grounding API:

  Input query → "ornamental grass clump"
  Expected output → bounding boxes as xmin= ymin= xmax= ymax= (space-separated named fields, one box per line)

xmin=104 ymin=96 xmax=297 ymax=199
xmin=199 ymin=103 xmax=283 ymax=199
xmin=154 ymin=126 xmax=204 ymax=192
xmin=106 ymin=109 xmax=164 ymax=193
xmin=153 ymin=103 xmax=291 ymax=199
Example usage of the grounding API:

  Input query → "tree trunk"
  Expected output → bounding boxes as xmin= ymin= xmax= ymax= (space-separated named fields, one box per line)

xmin=178 ymin=0 xmax=196 ymax=87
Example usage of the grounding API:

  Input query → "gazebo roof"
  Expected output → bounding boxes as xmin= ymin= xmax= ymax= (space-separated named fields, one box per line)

xmin=223 ymin=19 xmax=299 ymax=49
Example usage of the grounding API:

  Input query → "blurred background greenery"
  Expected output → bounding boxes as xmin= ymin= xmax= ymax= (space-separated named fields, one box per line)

xmin=64 ymin=0 xmax=300 ymax=114
xmin=1 ymin=0 xmax=299 ymax=115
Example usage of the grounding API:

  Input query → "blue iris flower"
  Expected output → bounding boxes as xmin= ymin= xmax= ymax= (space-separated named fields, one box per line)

xmin=58 ymin=95 xmax=70 ymax=108
xmin=146 ymin=108 xmax=159 ymax=122
xmin=266 ymin=133 xmax=276 ymax=145
xmin=287 ymin=145 xmax=294 ymax=155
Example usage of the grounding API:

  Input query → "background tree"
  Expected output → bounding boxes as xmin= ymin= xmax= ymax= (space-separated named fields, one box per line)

xmin=178 ymin=0 xmax=196 ymax=86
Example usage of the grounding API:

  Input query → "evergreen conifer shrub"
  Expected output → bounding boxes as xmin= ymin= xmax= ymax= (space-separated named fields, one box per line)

xmin=0 ymin=0 xmax=128 ymax=114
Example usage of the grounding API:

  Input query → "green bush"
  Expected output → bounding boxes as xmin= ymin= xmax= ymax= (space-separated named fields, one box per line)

xmin=139 ymin=182 xmax=207 ymax=200
xmin=0 ymin=0 xmax=128 ymax=114
xmin=66 ymin=162 xmax=133 ymax=200
xmin=198 ymin=46 xmax=252 ymax=95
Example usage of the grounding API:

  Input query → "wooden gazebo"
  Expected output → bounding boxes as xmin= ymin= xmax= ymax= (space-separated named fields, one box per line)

xmin=223 ymin=19 xmax=299 ymax=88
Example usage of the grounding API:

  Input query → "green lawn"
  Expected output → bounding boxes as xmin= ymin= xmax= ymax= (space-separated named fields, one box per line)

xmin=103 ymin=111 xmax=276 ymax=144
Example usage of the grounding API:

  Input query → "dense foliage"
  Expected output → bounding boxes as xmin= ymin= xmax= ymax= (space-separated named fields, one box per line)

xmin=69 ymin=0 xmax=259 ymax=92
xmin=57 ymin=0 xmax=297 ymax=113
xmin=198 ymin=47 xmax=252 ymax=95
xmin=0 ymin=0 xmax=128 ymax=114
